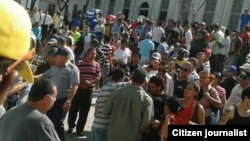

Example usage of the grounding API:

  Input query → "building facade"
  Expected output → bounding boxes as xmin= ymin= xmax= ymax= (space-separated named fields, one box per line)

xmin=18 ymin=0 xmax=250 ymax=31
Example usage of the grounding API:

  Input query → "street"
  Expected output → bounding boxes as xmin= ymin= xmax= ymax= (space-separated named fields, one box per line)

xmin=64 ymin=92 xmax=98 ymax=141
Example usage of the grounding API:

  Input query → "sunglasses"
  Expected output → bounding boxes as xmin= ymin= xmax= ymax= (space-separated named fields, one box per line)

xmin=7 ymin=48 xmax=36 ymax=73
xmin=240 ymin=74 xmax=249 ymax=80
xmin=180 ymin=67 xmax=189 ymax=72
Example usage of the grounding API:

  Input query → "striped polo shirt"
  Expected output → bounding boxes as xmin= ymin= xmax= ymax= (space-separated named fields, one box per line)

xmin=77 ymin=58 xmax=101 ymax=87
xmin=101 ymin=44 xmax=112 ymax=65
xmin=92 ymin=82 xmax=129 ymax=130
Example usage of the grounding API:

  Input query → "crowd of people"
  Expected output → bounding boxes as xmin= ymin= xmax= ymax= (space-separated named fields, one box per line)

xmin=0 ymin=1 xmax=250 ymax=141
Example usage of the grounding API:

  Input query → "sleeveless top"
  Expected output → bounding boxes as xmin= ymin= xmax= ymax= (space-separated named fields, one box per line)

xmin=226 ymin=106 xmax=250 ymax=125
xmin=190 ymin=102 xmax=200 ymax=124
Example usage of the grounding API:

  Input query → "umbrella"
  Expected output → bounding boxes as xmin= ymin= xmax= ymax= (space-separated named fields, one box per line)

xmin=86 ymin=8 xmax=102 ymax=17
xmin=106 ymin=15 xmax=116 ymax=21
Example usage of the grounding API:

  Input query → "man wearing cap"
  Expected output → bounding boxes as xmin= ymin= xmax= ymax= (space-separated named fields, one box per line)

xmin=144 ymin=52 xmax=161 ymax=80
xmin=35 ymin=47 xmax=80 ymax=141
xmin=0 ymin=0 xmax=35 ymax=117
xmin=138 ymin=32 xmax=155 ymax=67
xmin=0 ymin=78 xmax=60 ymax=141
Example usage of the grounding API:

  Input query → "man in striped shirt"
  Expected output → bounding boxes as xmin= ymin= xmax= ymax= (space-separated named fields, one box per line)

xmin=67 ymin=47 xmax=101 ymax=136
xmin=92 ymin=68 xmax=129 ymax=141
xmin=101 ymin=36 xmax=113 ymax=86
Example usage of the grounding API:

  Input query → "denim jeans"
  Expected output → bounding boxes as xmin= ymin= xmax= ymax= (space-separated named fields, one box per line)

xmin=91 ymin=128 xmax=108 ymax=141
xmin=210 ymin=111 xmax=220 ymax=125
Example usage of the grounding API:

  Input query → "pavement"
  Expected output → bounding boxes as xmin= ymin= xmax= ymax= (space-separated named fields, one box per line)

xmin=64 ymin=91 xmax=98 ymax=141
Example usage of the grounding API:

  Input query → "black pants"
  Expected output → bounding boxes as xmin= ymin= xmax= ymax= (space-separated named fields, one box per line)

xmin=41 ymin=24 xmax=49 ymax=42
xmin=210 ymin=54 xmax=219 ymax=73
xmin=218 ymin=54 xmax=226 ymax=72
xmin=67 ymin=87 xmax=93 ymax=132
xmin=47 ymin=97 xmax=67 ymax=141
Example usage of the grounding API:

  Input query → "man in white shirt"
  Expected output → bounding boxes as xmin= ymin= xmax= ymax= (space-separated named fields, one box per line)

xmin=54 ymin=11 xmax=64 ymax=29
xmin=152 ymin=21 xmax=165 ymax=50
xmin=113 ymin=39 xmax=131 ymax=65
xmin=41 ymin=10 xmax=52 ymax=42
xmin=218 ymin=29 xmax=230 ymax=72
xmin=183 ymin=24 xmax=193 ymax=51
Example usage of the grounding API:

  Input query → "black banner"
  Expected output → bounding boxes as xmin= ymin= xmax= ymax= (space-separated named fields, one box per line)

xmin=168 ymin=125 xmax=250 ymax=140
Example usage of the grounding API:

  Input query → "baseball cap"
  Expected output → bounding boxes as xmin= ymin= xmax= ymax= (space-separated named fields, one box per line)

xmin=151 ymin=52 xmax=161 ymax=60
xmin=48 ymin=38 xmax=58 ymax=44
xmin=53 ymin=47 xmax=69 ymax=57
xmin=200 ymin=22 xmax=206 ymax=26
xmin=146 ymin=32 xmax=152 ymax=38
xmin=228 ymin=65 xmax=237 ymax=73
xmin=0 ymin=0 xmax=33 ymax=82
xmin=239 ymin=63 xmax=250 ymax=72
xmin=47 ymin=47 xmax=58 ymax=56
xmin=178 ymin=48 xmax=186 ymax=54
xmin=204 ymin=48 xmax=212 ymax=54
xmin=174 ymin=42 xmax=181 ymax=47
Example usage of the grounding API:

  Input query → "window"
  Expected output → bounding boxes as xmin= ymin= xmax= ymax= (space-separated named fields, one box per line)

xmin=139 ymin=2 xmax=149 ymax=17
xmin=123 ymin=0 xmax=131 ymax=20
xmin=203 ymin=0 xmax=217 ymax=26
xmin=159 ymin=0 xmax=170 ymax=21
xmin=95 ymin=0 xmax=101 ymax=9
xmin=180 ymin=0 xmax=191 ymax=22
xmin=228 ymin=0 xmax=243 ymax=30
xmin=72 ymin=4 xmax=78 ymax=18
xmin=108 ymin=0 xmax=116 ymax=14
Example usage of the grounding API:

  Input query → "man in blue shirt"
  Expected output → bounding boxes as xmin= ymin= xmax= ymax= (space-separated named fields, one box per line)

xmin=240 ymin=8 xmax=250 ymax=33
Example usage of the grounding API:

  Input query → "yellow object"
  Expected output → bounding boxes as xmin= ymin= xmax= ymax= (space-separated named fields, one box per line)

xmin=0 ymin=0 xmax=33 ymax=83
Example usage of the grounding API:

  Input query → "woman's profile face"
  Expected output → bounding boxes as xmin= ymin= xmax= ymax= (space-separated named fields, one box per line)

xmin=184 ymin=83 xmax=197 ymax=98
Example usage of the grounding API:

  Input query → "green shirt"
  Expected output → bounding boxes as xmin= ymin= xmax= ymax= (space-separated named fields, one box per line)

xmin=103 ymin=84 xmax=154 ymax=141
xmin=213 ymin=30 xmax=224 ymax=54
xmin=72 ymin=31 xmax=81 ymax=44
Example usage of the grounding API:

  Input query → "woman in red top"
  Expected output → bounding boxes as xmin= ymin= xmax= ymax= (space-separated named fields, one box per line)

xmin=182 ymin=81 xmax=205 ymax=125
